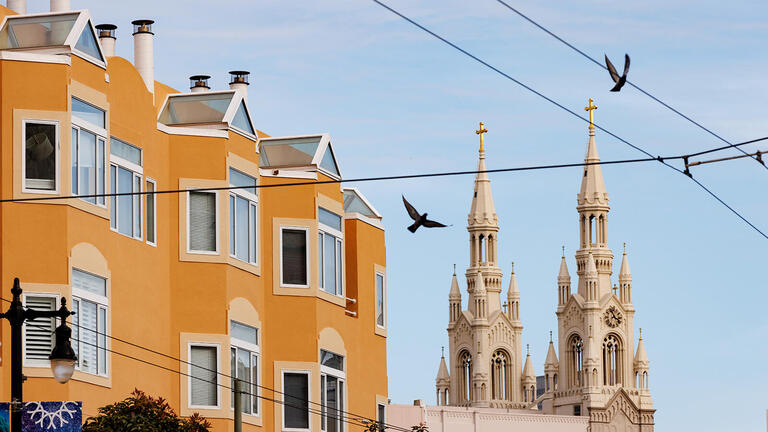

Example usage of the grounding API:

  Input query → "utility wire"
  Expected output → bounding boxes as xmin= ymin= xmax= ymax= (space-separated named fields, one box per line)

xmin=3 ymin=297 xmax=410 ymax=432
xmin=368 ymin=0 xmax=768 ymax=241
xmin=493 ymin=0 xmax=768 ymax=168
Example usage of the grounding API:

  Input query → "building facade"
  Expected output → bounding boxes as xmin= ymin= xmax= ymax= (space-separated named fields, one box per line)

xmin=434 ymin=112 xmax=655 ymax=431
xmin=0 ymin=2 xmax=387 ymax=431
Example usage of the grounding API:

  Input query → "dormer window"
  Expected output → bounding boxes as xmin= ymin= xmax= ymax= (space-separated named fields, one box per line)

xmin=157 ymin=91 xmax=255 ymax=138
xmin=258 ymin=134 xmax=341 ymax=180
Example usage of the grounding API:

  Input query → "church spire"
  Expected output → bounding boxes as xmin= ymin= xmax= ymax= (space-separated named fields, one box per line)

xmin=557 ymin=246 xmax=571 ymax=308
xmin=468 ymin=122 xmax=498 ymax=228
xmin=448 ymin=265 xmax=462 ymax=325
xmin=578 ymin=99 xmax=609 ymax=209
xmin=634 ymin=329 xmax=650 ymax=390
xmin=506 ymin=263 xmax=520 ymax=322
xmin=619 ymin=243 xmax=633 ymax=305
xmin=436 ymin=347 xmax=450 ymax=405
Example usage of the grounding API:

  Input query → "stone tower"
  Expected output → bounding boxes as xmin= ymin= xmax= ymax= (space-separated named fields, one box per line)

xmin=436 ymin=124 xmax=527 ymax=409
xmin=539 ymin=100 xmax=655 ymax=431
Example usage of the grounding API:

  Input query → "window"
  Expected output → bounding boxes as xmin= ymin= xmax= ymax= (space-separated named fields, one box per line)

xmin=459 ymin=350 xmax=472 ymax=403
xmin=321 ymin=350 xmax=345 ymax=432
xmin=377 ymin=404 xmax=386 ymax=432
xmin=71 ymin=98 xmax=107 ymax=206
xmin=318 ymin=208 xmax=343 ymax=296
xmin=229 ymin=168 xmax=258 ymax=264
xmin=23 ymin=120 xmax=58 ymax=192
xmin=281 ymin=227 xmax=308 ymax=287
xmin=568 ymin=335 xmax=584 ymax=388
xmin=23 ymin=295 xmax=57 ymax=366
xmin=146 ymin=179 xmax=156 ymax=245
xmin=283 ymin=371 xmax=310 ymax=430
xmin=230 ymin=321 xmax=259 ymax=416
xmin=110 ymin=138 xmax=142 ymax=239
xmin=188 ymin=191 xmax=218 ymax=253
xmin=573 ymin=405 xmax=581 ymax=416
xmin=71 ymin=269 xmax=108 ymax=376
xmin=491 ymin=350 xmax=511 ymax=401
xmin=602 ymin=334 xmax=623 ymax=386
xmin=190 ymin=344 xmax=219 ymax=408
xmin=375 ymin=273 xmax=385 ymax=328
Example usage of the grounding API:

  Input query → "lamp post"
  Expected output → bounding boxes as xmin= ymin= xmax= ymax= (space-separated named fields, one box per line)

xmin=0 ymin=277 xmax=76 ymax=432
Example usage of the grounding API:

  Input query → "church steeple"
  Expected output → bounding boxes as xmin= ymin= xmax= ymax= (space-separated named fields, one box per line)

xmin=557 ymin=246 xmax=570 ymax=309
xmin=576 ymin=99 xmax=614 ymax=299
xmin=449 ymin=265 xmax=462 ymax=326
xmin=506 ymin=263 xmax=520 ymax=322
xmin=619 ymin=243 xmax=633 ymax=305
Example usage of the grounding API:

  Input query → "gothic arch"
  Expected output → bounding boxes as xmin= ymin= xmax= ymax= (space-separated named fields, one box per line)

xmin=567 ymin=333 xmax=584 ymax=388
xmin=602 ymin=333 xmax=624 ymax=386
xmin=490 ymin=349 xmax=512 ymax=401
xmin=457 ymin=349 xmax=472 ymax=403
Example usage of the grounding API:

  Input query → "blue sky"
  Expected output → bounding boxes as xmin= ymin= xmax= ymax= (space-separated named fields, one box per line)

xmin=44 ymin=0 xmax=768 ymax=429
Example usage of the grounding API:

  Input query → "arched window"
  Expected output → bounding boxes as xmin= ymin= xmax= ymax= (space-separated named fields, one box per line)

xmin=478 ymin=234 xmax=485 ymax=264
xmin=643 ymin=371 xmax=648 ymax=388
xmin=459 ymin=350 xmax=472 ymax=403
xmin=567 ymin=335 xmax=584 ymax=388
xmin=553 ymin=373 xmax=558 ymax=390
xmin=490 ymin=350 xmax=511 ymax=400
xmin=602 ymin=334 xmax=623 ymax=386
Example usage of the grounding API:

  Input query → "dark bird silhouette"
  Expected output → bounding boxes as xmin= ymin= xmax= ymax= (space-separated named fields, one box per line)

xmin=402 ymin=195 xmax=449 ymax=233
xmin=605 ymin=54 xmax=630 ymax=92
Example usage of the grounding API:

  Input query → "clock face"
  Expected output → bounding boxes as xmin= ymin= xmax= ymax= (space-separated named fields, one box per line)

xmin=603 ymin=306 xmax=623 ymax=328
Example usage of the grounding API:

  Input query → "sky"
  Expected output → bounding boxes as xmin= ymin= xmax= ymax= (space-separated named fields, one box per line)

xmin=33 ymin=0 xmax=768 ymax=430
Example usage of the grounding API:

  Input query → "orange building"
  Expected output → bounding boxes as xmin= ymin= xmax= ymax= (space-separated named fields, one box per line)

xmin=0 ymin=2 xmax=388 ymax=430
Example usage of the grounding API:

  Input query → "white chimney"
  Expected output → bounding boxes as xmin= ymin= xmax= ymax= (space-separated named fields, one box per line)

xmin=132 ymin=20 xmax=154 ymax=94
xmin=95 ymin=24 xmax=116 ymax=58
xmin=7 ymin=0 xmax=26 ymax=14
xmin=229 ymin=70 xmax=250 ymax=104
xmin=189 ymin=75 xmax=210 ymax=93
xmin=49 ymin=0 xmax=69 ymax=12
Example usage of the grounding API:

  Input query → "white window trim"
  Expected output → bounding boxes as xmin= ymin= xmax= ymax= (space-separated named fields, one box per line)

xmin=21 ymin=292 xmax=60 ymax=368
xmin=375 ymin=272 xmax=386 ymax=330
xmin=229 ymin=171 xmax=258 ymax=265
xmin=281 ymin=369 xmax=311 ymax=432
xmin=71 ymin=268 xmax=110 ymax=377
xmin=280 ymin=226 xmax=310 ymax=288
xmin=320 ymin=358 xmax=346 ymax=432
xmin=230 ymin=336 xmax=261 ymax=418
xmin=109 ymin=146 xmax=144 ymax=241
xmin=318 ymin=208 xmax=344 ymax=298
xmin=71 ymin=119 xmax=107 ymax=208
xmin=188 ymin=342 xmax=222 ymax=410
xmin=71 ymin=110 xmax=107 ymax=137
xmin=146 ymin=178 xmax=157 ymax=247
xmin=21 ymin=119 xmax=60 ymax=195
xmin=187 ymin=190 xmax=220 ymax=255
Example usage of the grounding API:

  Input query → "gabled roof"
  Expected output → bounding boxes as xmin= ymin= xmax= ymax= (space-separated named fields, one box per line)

xmin=157 ymin=90 xmax=256 ymax=138
xmin=258 ymin=133 xmax=341 ymax=179
xmin=0 ymin=10 xmax=106 ymax=67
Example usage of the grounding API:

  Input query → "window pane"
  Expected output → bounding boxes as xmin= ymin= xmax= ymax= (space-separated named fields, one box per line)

xmin=71 ymin=128 xmax=78 ymax=194
xmin=324 ymin=234 xmax=336 ymax=295
xmin=318 ymin=233 xmax=324 ymax=289
xmin=97 ymin=138 xmax=105 ymax=205
xmin=229 ymin=168 xmax=256 ymax=192
xmin=318 ymin=208 xmax=342 ymax=231
xmin=249 ymin=204 xmax=257 ymax=264
xmin=133 ymin=175 xmax=141 ymax=237
xmin=110 ymin=137 xmax=142 ymax=166
xmin=378 ymin=404 xmax=386 ymax=430
xmin=190 ymin=346 xmax=218 ymax=407
xmin=189 ymin=192 xmax=216 ymax=252
xmin=231 ymin=348 xmax=236 ymax=412
xmin=79 ymin=299 xmax=98 ymax=374
xmin=109 ymin=165 xmax=116 ymax=228
xmin=146 ymin=181 xmax=155 ymax=243
xmin=235 ymin=196 xmax=248 ymax=261
xmin=158 ymin=93 xmax=234 ymax=125
xmin=325 ymin=376 xmax=338 ymax=432
xmin=282 ymin=229 xmax=307 ymax=285
xmin=98 ymin=306 xmax=107 ymax=375
xmin=237 ymin=348 xmax=251 ymax=414
xmin=376 ymin=274 xmax=384 ymax=327
xmin=72 ymin=97 xmax=105 ymax=128
xmin=0 ymin=14 xmax=78 ymax=49
xmin=229 ymin=195 xmax=235 ymax=256
xmin=72 ymin=299 xmax=80 ymax=365
xmin=336 ymin=239 xmax=343 ymax=296
xmin=74 ymin=24 xmax=103 ymax=61
xmin=80 ymin=129 xmax=96 ymax=203
xmin=284 ymin=373 xmax=309 ymax=429
xmin=251 ymin=354 xmax=259 ymax=414
xmin=230 ymin=321 xmax=258 ymax=345
xmin=231 ymin=101 xmax=255 ymax=135
xmin=73 ymin=269 xmax=106 ymax=297
xmin=320 ymin=350 xmax=344 ymax=371
xmin=117 ymin=166 xmax=133 ymax=236
xmin=24 ymin=122 xmax=56 ymax=190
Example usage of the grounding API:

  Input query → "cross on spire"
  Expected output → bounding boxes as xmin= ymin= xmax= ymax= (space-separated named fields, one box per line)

xmin=441 ymin=346 xmax=445 ymax=357
xmin=584 ymin=98 xmax=597 ymax=129
xmin=475 ymin=122 xmax=488 ymax=153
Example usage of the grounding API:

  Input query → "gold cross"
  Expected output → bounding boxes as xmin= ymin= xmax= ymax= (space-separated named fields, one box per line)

xmin=584 ymin=98 xmax=597 ymax=128
xmin=475 ymin=122 xmax=488 ymax=152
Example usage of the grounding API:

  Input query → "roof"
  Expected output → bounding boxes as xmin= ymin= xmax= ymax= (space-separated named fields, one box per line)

xmin=157 ymin=90 xmax=255 ymax=137
xmin=435 ymin=356 xmax=450 ymax=382
xmin=578 ymin=128 xmax=609 ymax=206
xmin=342 ymin=188 xmax=381 ymax=219
xmin=468 ymin=148 xmax=498 ymax=226
xmin=558 ymin=254 xmax=570 ymax=281
xmin=544 ymin=340 xmax=559 ymax=367
xmin=522 ymin=351 xmax=535 ymax=379
xmin=258 ymin=134 xmax=341 ymax=179
xmin=449 ymin=272 xmax=461 ymax=298
xmin=0 ymin=10 xmax=106 ymax=67
xmin=619 ymin=249 xmax=632 ymax=278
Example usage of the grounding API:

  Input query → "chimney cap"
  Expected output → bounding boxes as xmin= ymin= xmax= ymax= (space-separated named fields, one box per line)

xmin=189 ymin=75 xmax=211 ymax=90
xmin=229 ymin=70 xmax=250 ymax=85
xmin=96 ymin=23 xmax=117 ymax=38
xmin=132 ymin=19 xmax=154 ymax=35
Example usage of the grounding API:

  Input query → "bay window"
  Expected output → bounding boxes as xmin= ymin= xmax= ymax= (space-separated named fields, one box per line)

xmin=71 ymin=97 xmax=106 ymax=205
xmin=229 ymin=168 xmax=258 ymax=264
xmin=318 ymin=208 xmax=343 ymax=296
xmin=110 ymin=137 xmax=142 ymax=239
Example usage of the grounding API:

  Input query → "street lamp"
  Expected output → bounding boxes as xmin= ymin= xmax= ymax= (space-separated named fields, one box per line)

xmin=0 ymin=277 xmax=76 ymax=432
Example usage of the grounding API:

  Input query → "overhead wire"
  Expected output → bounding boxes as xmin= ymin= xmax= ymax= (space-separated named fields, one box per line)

xmin=0 ymin=297 xmax=410 ymax=432
xmin=493 ymin=0 xmax=768 ymax=168
xmin=368 ymin=0 xmax=768 ymax=241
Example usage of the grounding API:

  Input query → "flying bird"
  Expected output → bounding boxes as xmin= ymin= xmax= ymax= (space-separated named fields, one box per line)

xmin=402 ymin=195 xmax=449 ymax=233
xmin=604 ymin=54 xmax=630 ymax=92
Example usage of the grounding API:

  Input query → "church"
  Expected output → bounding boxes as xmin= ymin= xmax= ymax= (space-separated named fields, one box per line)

xmin=419 ymin=100 xmax=656 ymax=431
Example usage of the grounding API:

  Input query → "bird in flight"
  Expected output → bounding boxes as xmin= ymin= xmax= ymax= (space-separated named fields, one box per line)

xmin=402 ymin=195 xmax=449 ymax=233
xmin=604 ymin=54 xmax=630 ymax=92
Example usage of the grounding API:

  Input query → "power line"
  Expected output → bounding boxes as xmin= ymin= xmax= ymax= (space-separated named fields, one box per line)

xmin=493 ymin=0 xmax=768 ymax=169
xmin=4 ymin=298 xmax=409 ymax=432
xmin=368 ymin=0 xmax=768 ymax=241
